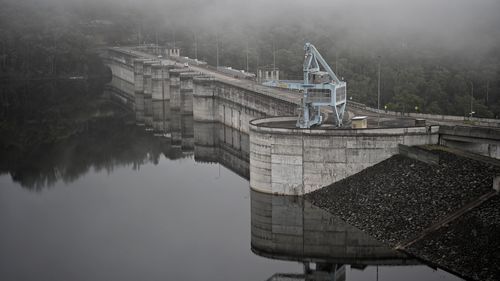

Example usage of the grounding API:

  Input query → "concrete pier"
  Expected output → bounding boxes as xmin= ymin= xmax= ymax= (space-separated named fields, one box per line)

xmin=180 ymin=72 xmax=198 ymax=115
xmin=168 ymin=69 xmax=191 ymax=111
xmin=143 ymin=61 xmax=154 ymax=127
xmin=193 ymin=76 xmax=217 ymax=122
xmin=151 ymin=64 xmax=173 ymax=132
xmin=133 ymin=59 xmax=146 ymax=124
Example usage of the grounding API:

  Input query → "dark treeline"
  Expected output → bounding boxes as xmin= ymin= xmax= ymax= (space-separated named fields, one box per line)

xmin=0 ymin=80 xmax=186 ymax=190
xmin=171 ymin=22 xmax=500 ymax=118
xmin=0 ymin=0 xmax=110 ymax=79
xmin=1 ymin=115 xmax=181 ymax=191
xmin=1 ymin=0 xmax=499 ymax=117
xmin=134 ymin=0 xmax=500 ymax=118
xmin=0 ymin=80 xmax=111 ymax=149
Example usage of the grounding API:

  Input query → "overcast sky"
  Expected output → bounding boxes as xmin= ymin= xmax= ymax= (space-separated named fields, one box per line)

xmin=7 ymin=0 xmax=500 ymax=55
xmin=133 ymin=0 xmax=500 ymax=52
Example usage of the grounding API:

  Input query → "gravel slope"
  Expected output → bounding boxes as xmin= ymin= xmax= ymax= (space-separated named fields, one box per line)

xmin=408 ymin=196 xmax=500 ymax=281
xmin=306 ymin=149 xmax=500 ymax=280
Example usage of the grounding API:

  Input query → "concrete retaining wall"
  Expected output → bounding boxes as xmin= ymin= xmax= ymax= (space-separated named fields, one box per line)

xmin=107 ymin=60 xmax=134 ymax=84
xmin=250 ymin=117 xmax=439 ymax=195
xmin=193 ymin=78 xmax=296 ymax=134
xmin=104 ymin=76 xmax=136 ymax=110
xmin=103 ymin=49 xmax=136 ymax=83
xmin=439 ymin=126 xmax=500 ymax=159
xmin=349 ymin=100 xmax=500 ymax=127
xmin=398 ymin=144 xmax=440 ymax=165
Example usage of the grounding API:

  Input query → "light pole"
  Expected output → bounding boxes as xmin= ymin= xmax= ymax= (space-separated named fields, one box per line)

xmin=377 ymin=56 xmax=381 ymax=125
xmin=216 ymin=32 xmax=219 ymax=69
xmin=246 ymin=41 xmax=249 ymax=73
xmin=272 ymin=40 xmax=276 ymax=73
xmin=335 ymin=52 xmax=338 ymax=74
xmin=486 ymin=80 xmax=489 ymax=105
xmin=161 ymin=64 xmax=165 ymax=135
xmin=470 ymin=81 xmax=474 ymax=118
xmin=194 ymin=32 xmax=198 ymax=61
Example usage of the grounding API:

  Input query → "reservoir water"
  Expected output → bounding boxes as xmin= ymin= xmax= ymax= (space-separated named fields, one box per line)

xmin=0 ymin=79 xmax=464 ymax=281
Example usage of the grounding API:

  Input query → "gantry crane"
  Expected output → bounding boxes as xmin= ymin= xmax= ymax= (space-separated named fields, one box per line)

xmin=296 ymin=43 xmax=347 ymax=128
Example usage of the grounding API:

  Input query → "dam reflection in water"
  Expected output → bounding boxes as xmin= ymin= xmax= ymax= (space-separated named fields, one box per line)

xmin=251 ymin=190 xmax=462 ymax=281
xmin=0 ymin=76 xmax=463 ymax=280
xmin=111 ymin=73 xmax=463 ymax=281
xmin=106 ymin=73 xmax=461 ymax=281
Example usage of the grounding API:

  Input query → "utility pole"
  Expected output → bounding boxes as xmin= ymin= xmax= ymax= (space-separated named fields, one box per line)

xmin=377 ymin=56 xmax=381 ymax=125
xmin=272 ymin=41 xmax=276 ymax=72
xmin=486 ymin=80 xmax=489 ymax=105
xmin=194 ymin=33 xmax=198 ymax=60
xmin=470 ymin=81 xmax=474 ymax=117
xmin=173 ymin=29 xmax=176 ymax=48
xmin=155 ymin=29 xmax=159 ymax=55
xmin=138 ymin=22 xmax=142 ymax=45
xmin=216 ymin=32 xmax=219 ymax=69
xmin=162 ymin=65 xmax=165 ymax=135
xmin=335 ymin=52 xmax=338 ymax=74
xmin=246 ymin=41 xmax=249 ymax=73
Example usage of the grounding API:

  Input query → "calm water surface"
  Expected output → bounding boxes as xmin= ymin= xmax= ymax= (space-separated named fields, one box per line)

xmin=0 ymin=80 xmax=464 ymax=281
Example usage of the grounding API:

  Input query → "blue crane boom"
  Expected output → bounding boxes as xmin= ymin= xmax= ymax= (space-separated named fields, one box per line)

xmin=297 ymin=43 xmax=347 ymax=128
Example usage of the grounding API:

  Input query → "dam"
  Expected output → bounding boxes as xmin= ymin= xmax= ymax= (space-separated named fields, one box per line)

xmin=96 ymin=40 xmax=500 ymax=279
xmin=91 ymin=68 xmax=468 ymax=281
xmin=102 ymin=45 xmax=500 ymax=195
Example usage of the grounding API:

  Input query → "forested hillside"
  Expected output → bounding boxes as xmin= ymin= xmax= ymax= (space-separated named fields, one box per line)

xmin=1 ymin=0 xmax=499 ymax=117
xmin=0 ymin=0 xmax=113 ymax=79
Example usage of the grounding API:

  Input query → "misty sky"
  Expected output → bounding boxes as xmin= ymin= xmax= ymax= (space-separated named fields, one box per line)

xmin=120 ymin=0 xmax=500 ymax=53
xmin=4 ymin=0 xmax=500 ymax=55
xmin=39 ymin=0 xmax=499 ymax=33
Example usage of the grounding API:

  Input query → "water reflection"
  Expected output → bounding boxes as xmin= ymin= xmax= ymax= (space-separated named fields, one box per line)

xmin=107 ymin=74 xmax=249 ymax=178
xmin=0 ymin=75 xmax=251 ymax=190
xmin=103 ymin=74 xmax=454 ymax=281
xmin=194 ymin=122 xmax=249 ymax=179
xmin=0 ymin=79 xmax=191 ymax=190
xmin=0 ymin=66 xmax=464 ymax=281
xmin=252 ymin=190 xmax=407 ymax=280
xmin=251 ymin=190 xmax=464 ymax=281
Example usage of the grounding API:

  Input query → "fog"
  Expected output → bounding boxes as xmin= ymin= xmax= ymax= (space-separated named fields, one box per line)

xmin=2 ymin=0 xmax=500 ymax=116
xmin=15 ymin=0 xmax=499 ymax=54
xmin=103 ymin=0 xmax=500 ymax=54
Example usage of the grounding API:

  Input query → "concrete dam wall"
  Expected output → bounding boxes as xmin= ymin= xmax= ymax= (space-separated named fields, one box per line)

xmin=104 ymin=67 xmax=250 ymax=179
xmin=250 ymin=117 xmax=439 ymax=195
xmin=103 ymin=46 xmax=500 ymax=196
xmin=192 ymin=76 xmax=297 ymax=134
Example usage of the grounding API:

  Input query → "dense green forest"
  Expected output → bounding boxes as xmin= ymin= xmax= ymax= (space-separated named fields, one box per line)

xmin=1 ymin=0 xmax=499 ymax=117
